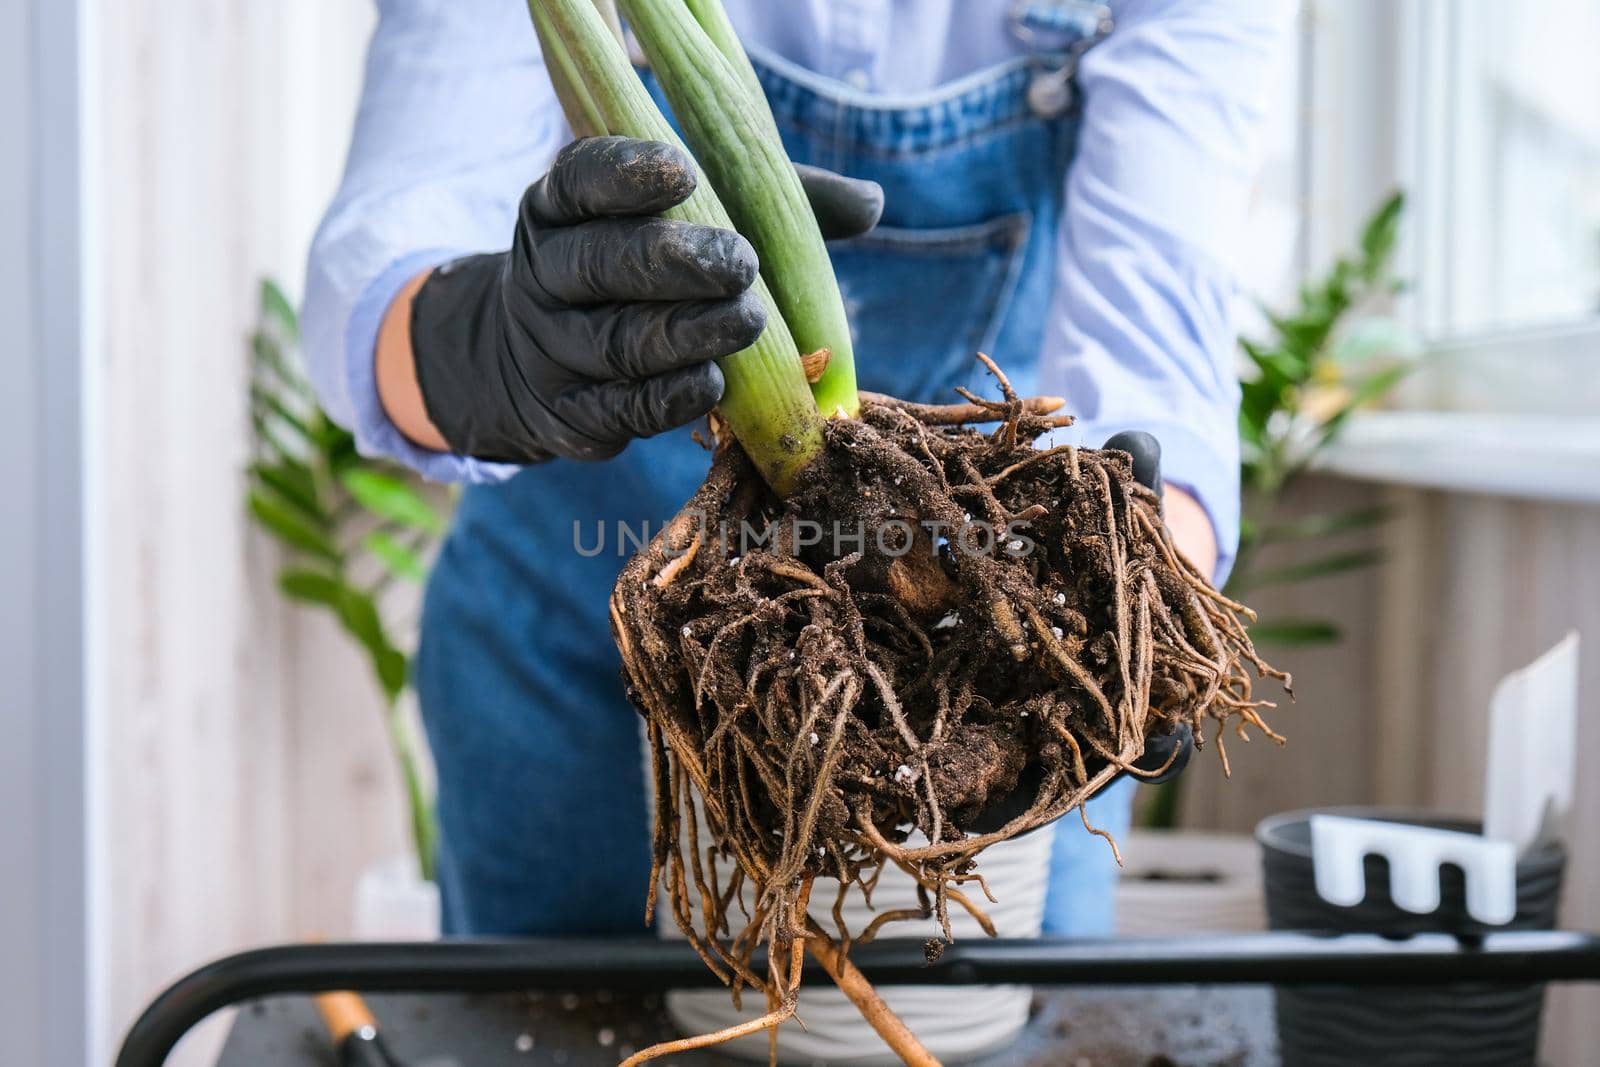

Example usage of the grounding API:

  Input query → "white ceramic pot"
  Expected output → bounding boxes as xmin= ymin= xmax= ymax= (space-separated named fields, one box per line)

xmin=1114 ymin=829 xmax=1263 ymax=936
xmin=658 ymin=815 xmax=1052 ymax=1065
xmin=353 ymin=854 xmax=441 ymax=940
xmin=640 ymin=713 xmax=1058 ymax=1065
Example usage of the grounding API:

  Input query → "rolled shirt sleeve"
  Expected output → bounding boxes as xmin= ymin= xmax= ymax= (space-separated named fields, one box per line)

xmin=1039 ymin=0 xmax=1296 ymax=580
xmin=302 ymin=0 xmax=566 ymax=484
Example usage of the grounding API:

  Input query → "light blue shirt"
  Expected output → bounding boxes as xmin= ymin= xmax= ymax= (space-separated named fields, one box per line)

xmin=303 ymin=0 xmax=1294 ymax=572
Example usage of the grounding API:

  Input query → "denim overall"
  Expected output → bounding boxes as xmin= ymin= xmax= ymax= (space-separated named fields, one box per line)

xmin=416 ymin=2 xmax=1136 ymax=937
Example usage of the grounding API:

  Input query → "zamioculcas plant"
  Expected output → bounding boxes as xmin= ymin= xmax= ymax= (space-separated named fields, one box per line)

xmin=1230 ymin=191 xmax=1411 ymax=639
xmin=531 ymin=2 xmax=1287 ymax=1063
xmin=247 ymin=279 xmax=445 ymax=883
xmin=1140 ymin=191 xmax=1408 ymax=832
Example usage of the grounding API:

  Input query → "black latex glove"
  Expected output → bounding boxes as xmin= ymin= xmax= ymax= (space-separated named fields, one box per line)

xmin=410 ymin=136 xmax=884 ymax=464
xmin=967 ymin=431 xmax=1194 ymax=835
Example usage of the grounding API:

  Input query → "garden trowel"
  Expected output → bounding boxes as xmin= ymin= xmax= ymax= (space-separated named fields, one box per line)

xmin=316 ymin=991 xmax=462 ymax=1067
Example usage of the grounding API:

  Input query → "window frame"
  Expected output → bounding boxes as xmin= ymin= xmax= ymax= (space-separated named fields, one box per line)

xmin=1291 ymin=0 xmax=1600 ymax=418
xmin=2 ymin=0 xmax=93 ymax=1065
xmin=1392 ymin=0 xmax=1600 ymax=395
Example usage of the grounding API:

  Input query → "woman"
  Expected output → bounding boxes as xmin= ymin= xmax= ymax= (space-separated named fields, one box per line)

xmin=304 ymin=0 xmax=1291 ymax=936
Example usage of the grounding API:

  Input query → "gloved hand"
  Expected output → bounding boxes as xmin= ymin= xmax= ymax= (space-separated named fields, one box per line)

xmin=409 ymin=136 xmax=884 ymax=463
xmin=967 ymin=431 xmax=1194 ymax=835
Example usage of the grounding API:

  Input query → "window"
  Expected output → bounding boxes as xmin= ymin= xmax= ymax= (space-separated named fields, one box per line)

xmin=1238 ymin=0 xmax=1600 ymax=426
xmin=1403 ymin=0 xmax=1600 ymax=340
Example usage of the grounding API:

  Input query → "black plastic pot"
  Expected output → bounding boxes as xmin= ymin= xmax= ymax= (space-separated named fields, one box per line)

xmin=1258 ymin=808 xmax=1565 ymax=1067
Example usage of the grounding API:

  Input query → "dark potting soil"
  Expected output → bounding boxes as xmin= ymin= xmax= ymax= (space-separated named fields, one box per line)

xmin=608 ymin=366 xmax=1285 ymax=1058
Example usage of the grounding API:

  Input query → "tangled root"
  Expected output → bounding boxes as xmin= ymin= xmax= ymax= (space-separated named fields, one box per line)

xmin=609 ymin=360 xmax=1286 ymax=1062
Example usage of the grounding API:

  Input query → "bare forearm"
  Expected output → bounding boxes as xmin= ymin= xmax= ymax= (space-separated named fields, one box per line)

xmin=1164 ymin=485 xmax=1219 ymax=580
xmin=376 ymin=269 xmax=450 ymax=452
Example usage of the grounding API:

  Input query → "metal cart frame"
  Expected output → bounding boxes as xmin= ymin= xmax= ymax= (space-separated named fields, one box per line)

xmin=116 ymin=930 xmax=1600 ymax=1067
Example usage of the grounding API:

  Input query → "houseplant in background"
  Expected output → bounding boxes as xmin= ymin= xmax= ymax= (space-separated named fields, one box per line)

xmin=1228 ymin=188 xmax=1412 ymax=641
xmin=246 ymin=279 xmax=450 ymax=937
xmin=1120 ymin=192 xmax=1413 ymax=934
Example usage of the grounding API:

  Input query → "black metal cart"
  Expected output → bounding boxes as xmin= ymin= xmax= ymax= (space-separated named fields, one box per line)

xmin=117 ymin=930 xmax=1600 ymax=1066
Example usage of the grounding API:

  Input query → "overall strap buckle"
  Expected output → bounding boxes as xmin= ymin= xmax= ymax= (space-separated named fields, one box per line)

xmin=1009 ymin=0 xmax=1114 ymax=118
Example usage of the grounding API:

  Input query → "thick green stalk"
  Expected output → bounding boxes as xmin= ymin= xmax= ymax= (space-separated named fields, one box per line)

xmin=590 ymin=0 xmax=625 ymax=47
xmin=532 ymin=0 xmax=825 ymax=494
xmin=619 ymin=0 xmax=860 ymax=417
xmin=682 ymin=0 xmax=768 ymax=114
xmin=532 ymin=6 xmax=605 ymax=138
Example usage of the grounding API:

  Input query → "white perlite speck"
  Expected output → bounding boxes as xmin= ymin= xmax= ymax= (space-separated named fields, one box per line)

xmin=894 ymin=764 xmax=915 ymax=783
xmin=1053 ymin=592 xmax=1067 ymax=606
xmin=809 ymin=731 xmax=820 ymax=745
xmin=934 ymin=612 xmax=960 ymax=630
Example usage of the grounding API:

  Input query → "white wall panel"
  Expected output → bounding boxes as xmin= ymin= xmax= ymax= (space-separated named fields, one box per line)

xmin=90 ymin=3 xmax=388 ymax=1061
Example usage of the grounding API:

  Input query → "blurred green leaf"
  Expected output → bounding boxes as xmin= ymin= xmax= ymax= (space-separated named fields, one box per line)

xmin=306 ymin=410 xmax=357 ymax=455
xmin=251 ymin=386 xmax=318 ymax=446
xmin=1250 ymin=548 xmax=1385 ymax=588
xmin=1266 ymin=311 xmax=1337 ymax=362
xmin=1242 ymin=338 xmax=1305 ymax=387
xmin=251 ymin=329 xmax=289 ymax=380
xmin=324 ymin=427 xmax=360 ymax=473
xmin=1248 ymin=619 xmax=1343 ymax=646
xmin=340 ymin=468 xmax=444 ymax=535
xmin=1238 ymin=378 xmax=1280 ymax=448
xmin=249 ymin=461 xmax=324 ymax=525
xmin=1259 ymin=505 xmax=1392 ymax=543
xmin=376 ymin=647 xmax=408 ymax=703
xmin=277 ymin=568 xmax=343 ymax=608
xmin=251 ymin=408 xmax=302 ymax=463
xmin=365 ymin=529 xmax=427 ymax=582
xmin=335 ymin=585 xmax=385 ymax=648
xmin=260 ymin=278 xmax=300 ymax=341
xmin=1315 ymin=363 xmax=1410 ymax=447
xmin=248 ymin=275 xmax=441 ymax=873
xmin=250 ymin=330 xmax=312 ymax=399
xmin=335 ymin=587 xmax=408 ymax=703
xmin=1359 ymin=190 xmax=1406 ymax=276
xmin=249 ymin=491 xmax=339 ymax=561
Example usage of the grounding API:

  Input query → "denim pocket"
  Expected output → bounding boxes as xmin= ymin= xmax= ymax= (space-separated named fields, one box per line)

xmin=828 ymin=212 xmax=1032 ymax=403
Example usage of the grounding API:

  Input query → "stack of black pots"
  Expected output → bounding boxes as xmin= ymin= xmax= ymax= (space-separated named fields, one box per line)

xmin=1257 ymin=808 xmax=1565 ymax=1067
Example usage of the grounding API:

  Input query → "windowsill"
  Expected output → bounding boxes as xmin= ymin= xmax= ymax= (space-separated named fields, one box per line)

xmin=1315 ymin=411 xmax=1600 ymax=505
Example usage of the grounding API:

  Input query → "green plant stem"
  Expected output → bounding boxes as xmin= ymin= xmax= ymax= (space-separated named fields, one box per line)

xmin=531 ymin=0 xmax=827 ymax=494
xmin=620 ymin=0 xmax=859 ymax=416
xmin=1141 ymin=778 xmax=1182 ymax=831
xmin=682 ymin=0 xmax=767 ymax=109
xmin=590 ymin=0 xmax=624 ymax=47
xmin=388 ymin=695 xmax=439 ymax=882
xmin=251 ymin=284 xmax=442 ymax=883
xmin=533 ymin=8 xmax=606 ymax=138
